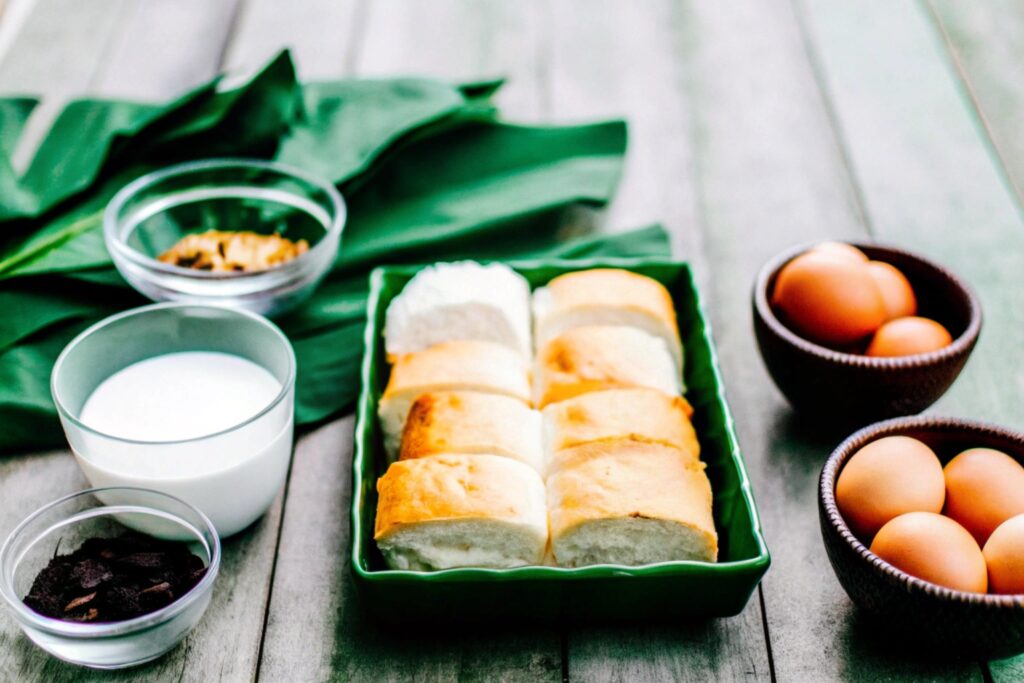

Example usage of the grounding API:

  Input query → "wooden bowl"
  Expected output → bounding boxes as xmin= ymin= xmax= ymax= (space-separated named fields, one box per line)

xmin=820 ymin=416 xmax=1024 ymax=660
xmin=752 ymin=242 xmax=981 ymax=424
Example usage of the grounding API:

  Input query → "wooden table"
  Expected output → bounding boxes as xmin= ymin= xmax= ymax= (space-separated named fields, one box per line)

xmin=1 ymin=1 xmax=1022 ymax=680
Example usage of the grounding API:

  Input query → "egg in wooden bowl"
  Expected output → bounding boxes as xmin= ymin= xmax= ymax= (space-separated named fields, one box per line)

xmin=753 ymin=241 xmax=981 ymax=425
xmin=819 ymin=416 xmax=1024 ymax=660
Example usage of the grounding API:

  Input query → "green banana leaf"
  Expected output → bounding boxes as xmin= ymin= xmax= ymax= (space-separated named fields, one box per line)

xmin=0 ymin=97 xmax=37 ymax=158
xmin=0 ymin=50 xmax=670 ymax=454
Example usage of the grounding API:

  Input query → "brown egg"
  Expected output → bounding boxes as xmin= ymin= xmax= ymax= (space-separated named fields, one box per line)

xmin=944 ymin=448 xmax=1024 ymax=545
xmin=812 ymin=241 xmax=869 ymax=263
xmin=772 ymin=251 xmax=886 ymax=345
xmin=871 ymin=512 xmax=987 ymax=593
xmin=866 ymin=316 xmax=952 ymax=357
xmin=983 ymin=514 xmax=1024 ymax=595
xmin=866 ymin=261 xmax=917 ymax=320
xmin=836 ymin=436 xmax=945 ymax=540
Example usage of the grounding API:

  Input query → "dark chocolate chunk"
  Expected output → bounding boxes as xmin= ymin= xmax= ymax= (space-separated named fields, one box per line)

xmin=22 ymin=533 xmax=207 ymax=623
xmin=116 ymin=552 xmax=167 ymax=569
xmin=70 ymin=559 xmax=112 ymax=589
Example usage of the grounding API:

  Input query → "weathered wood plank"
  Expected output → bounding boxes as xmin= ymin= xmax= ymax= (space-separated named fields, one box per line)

xmin=928 ymin=0 xmax=1024 ymax=208
xmin=250 ymin=421 xmax=355 ymax=682
xmin=0 ymin=0 xmax=39 ymax=67
xmin=0 ymin=2 xmax=278 ymax=680
xmin=680 ymin=0 xmax=981 ymax=679
xmin=548 ymin=0 xmax=702 ymax=255
xmin=0 ymin=0 xmax=125 ymax=94
xmin=547 ymin=2 xmax=769 ymax=680
xmin=90 ymin=0 xmax=242 ymax=101
xmin=222 ymin=0 xmax=360 ymax=80
xmin=797 ymin=0 xmax=1024 ymax=429
xmin=0 ymin=0 xmax=127 ymax=171
xmin=355 ymin=0 xmax=546 ymax=120
xmin=251 ymin=3 xmax=562 ymax=679
xmin=797 ymin=0 xmax=1024 ymax=678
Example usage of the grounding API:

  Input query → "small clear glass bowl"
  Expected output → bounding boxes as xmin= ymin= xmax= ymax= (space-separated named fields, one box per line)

xmin=0 ymin=487 xmax=220 ymax=669
xmin=104 ymin=159 xmax=346 ymax=317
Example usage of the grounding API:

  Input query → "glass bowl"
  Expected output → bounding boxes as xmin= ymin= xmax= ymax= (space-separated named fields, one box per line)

xmin=104 ymin=159 xmax=346 ymax=317
xmin=51 ymin=303 xmax=297 ymax=538
xmin=0 ymin=487 xmax=220 ymax=669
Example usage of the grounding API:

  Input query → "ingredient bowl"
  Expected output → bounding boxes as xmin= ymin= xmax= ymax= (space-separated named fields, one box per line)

xmin=0 ymin=487 xmax=220 ymax=669
xmin=104 ymin=158 xmax=346 ymax=317
xmin=51 ymin=303 xmax=296 ymax=537
xmin=753 ymin=242 xmax=981 ymax=424
xmin=819 ymin=416 xmax=1024 ymax=660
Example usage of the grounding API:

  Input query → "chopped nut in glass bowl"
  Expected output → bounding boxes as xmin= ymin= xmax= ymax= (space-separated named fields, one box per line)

xmin=104 ymin=159 xmax=345 ymax=317
xmin=158 ymin=231 xmax=310 ymax=273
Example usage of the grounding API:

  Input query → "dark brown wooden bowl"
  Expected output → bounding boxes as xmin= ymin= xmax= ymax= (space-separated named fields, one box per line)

xmin=753 ymin=242 xmax=982 ymax=424
xmin=820 ymin=416 xmax=1024 ymax=660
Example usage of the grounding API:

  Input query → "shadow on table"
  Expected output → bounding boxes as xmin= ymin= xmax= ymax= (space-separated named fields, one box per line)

xmin=560 ymin=614 xmax=771 ymax=679
xmin=334 ymin=595 xmax=763 ymax=681
xmin=766 ymin=408 xmax=856 ymax=463
xmin=761 ymin=411 xmax=988 ymax=679
xmin=836 ymin=608 xmax=983 ymax=681
xmin=332 ymin=581 xmax=564 ymax=679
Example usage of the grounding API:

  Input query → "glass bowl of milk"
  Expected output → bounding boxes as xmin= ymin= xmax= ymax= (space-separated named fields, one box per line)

xmin=0 ymin=487 xmax=219 ymax=669
xmin=51 ymin=303 xmax=296 ymax=537
xmin=104 ymin=158 xmax=346 ymax=317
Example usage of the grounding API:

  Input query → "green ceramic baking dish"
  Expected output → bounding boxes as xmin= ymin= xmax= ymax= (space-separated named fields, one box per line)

xmin=351 ymin=258 xmax=770 ymax=623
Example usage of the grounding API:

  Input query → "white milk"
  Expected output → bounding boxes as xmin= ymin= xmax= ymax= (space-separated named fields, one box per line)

xmin=72 ymin=351 xmax=294 ymax=537
xmin=81 ymin=352 xmax=281 ymax=443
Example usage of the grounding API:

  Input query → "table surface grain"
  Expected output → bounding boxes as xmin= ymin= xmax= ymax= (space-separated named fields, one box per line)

xmin=1 ymin=1 xmax=1022 ymax=681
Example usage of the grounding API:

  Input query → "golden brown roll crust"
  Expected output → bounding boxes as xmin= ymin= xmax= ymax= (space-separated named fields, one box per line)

xmin=533 ymin=269 xmax=682 ymax=364
xmin=374 ymin=454 xmax=548 ymax=570
xmin=378 ymin=339 xmax=533 ymax=456
xmin=547 ymin=440 xmax=717 ymax=563
xmin=534 ymin=326 xmax=681 ymax=408
xmin=400 ymin=391 xmax=543 ymax=472
xmin=543 ymin=388 xmax=698 ymax=461
xmin=374 ymin=454 xmax=546 ymax=540
xmin=383 ymin=339 xmax=532 ymax=405
xmin=540 ymin=269 xmax=678 ymax=334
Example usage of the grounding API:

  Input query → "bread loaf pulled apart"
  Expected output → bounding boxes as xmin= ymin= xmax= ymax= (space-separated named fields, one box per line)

xmin=534 ymin=326 xmax=681 ymax=408
xmin=547 ymin=439 xmax=718 ymax=567
xmin=378 ymin=340 xmax=532 ymax=457
xmin=375 ymin=454 xmax=548 ymax=570
xmin=385 ymin=261 xmax=532 ymax=359
xmin=533 ymin=269 xmax=683 ymax=369
xmin=401 ymin=391 xmax=543 ymax=473
xmin=374 ymin=263 xmax=721 ymax=573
